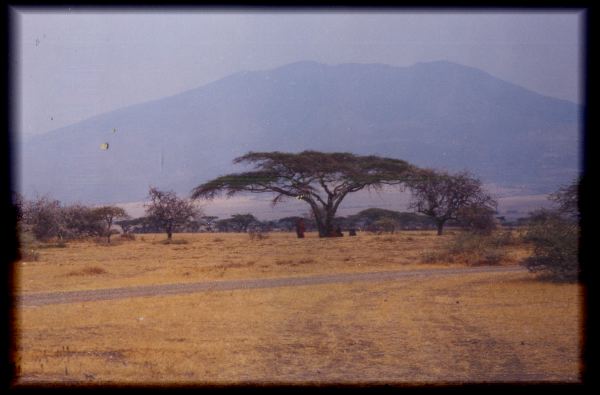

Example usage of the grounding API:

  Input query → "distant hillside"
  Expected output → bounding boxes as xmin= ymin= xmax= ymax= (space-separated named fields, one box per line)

xmin=19 ymin=60 xmax=581 ymax=204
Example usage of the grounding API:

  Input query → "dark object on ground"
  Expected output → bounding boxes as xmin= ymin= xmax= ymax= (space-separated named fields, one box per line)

xmin=295 ymin=218 xmax=305 ymax=239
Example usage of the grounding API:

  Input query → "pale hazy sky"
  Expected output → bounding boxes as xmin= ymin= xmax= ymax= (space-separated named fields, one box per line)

xmin=14 ymin=8 xmax=584 ymax=138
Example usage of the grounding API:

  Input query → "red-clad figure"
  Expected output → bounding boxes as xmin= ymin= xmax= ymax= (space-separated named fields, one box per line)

xmin=296 ymin=218 xmax=306 ymax=238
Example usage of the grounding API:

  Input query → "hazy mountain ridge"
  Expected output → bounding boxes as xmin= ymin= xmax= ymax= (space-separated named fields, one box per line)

xmin=19 ymin=60 xmax=581 ymax=204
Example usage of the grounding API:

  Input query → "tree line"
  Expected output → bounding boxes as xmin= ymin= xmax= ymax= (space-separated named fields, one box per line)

xmin=191 ymin=151 xmax=498 ymax=237
xmin=16 ymin=151 xmax=501 ymax=241
xmin=15 ymin=150 xmax=579 ymax=281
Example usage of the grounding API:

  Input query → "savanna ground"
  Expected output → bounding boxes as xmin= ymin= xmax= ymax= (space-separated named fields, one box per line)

xmin=12 ymin=230 xmax=582 ymax=385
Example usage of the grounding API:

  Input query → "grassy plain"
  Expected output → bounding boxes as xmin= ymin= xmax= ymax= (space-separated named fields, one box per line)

xmin=13 ymin=231 xmax=582 ymax=385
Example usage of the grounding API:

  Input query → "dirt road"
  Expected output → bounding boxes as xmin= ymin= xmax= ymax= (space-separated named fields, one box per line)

xmin=17 ymin=265 xmax=527 ymax=307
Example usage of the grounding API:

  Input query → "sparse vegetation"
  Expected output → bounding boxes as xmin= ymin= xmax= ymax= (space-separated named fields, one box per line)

xmin=15 ymin=234 xmax=581 ymax=383
xmin=421 ymin=230 xmax=516 ymax=266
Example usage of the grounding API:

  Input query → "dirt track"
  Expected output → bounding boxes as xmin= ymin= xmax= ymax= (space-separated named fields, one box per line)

xmin=17 ymin=265 xmax=527 ymax=307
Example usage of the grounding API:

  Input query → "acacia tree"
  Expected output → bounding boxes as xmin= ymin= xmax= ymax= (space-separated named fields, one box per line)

xmin=227 ymin=214 xmax=259 ymax=232
xmin=407 ymin=170 xmax=497 ymax=235
xmin=191 ymin=151 xmax=419 ymax=237
xmin=94 ymin=206 xmax=129 ymax=243
xmin=146 ymin=187 xmax=200 ymax=240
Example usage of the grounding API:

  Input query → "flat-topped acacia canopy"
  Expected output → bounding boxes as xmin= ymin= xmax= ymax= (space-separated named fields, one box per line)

xmin=191 ymin=151 xmax=421 ymax=237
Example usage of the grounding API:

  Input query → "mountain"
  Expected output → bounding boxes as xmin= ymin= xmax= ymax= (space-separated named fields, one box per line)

xmin=18 ymin=60 xmax=581 ymax=204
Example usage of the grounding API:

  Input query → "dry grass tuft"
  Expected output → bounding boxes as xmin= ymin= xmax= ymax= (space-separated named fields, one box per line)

xmin=248 ymin=231 xmax=269 ymax=241
xmin=37 ymin=242 xmax=68 ymax=249
xmin=65 ymin=266 xmax=108 ymax=276
xmin=119 ymin=234 xmax=136 ymax=241
xmin=421 ymin=230 xmax=522 ymax=266
xmin=155 ymin=239 xmax=189 ymax=245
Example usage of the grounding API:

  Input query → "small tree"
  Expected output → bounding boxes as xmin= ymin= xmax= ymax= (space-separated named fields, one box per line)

xmin=407 ymin=170 xmax=497 ymax=235
xmin=145 ymin=187 xmax=200 ymax=240
xmin=94 ymin=206 xmax=129 ymax=243
xmin=191 ymin=151 xmax=419 ymax=237
xmin=228 ymin=214 xmax=259 ymax=232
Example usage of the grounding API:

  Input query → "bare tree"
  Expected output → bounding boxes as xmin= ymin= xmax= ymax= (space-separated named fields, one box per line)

xmin=407 ymin=170 xmax=497 ymax=235
xmin=145 ymin=187 xmax=200 ymax=240
xmin=191 ymin=151 xmax=419 ymax=237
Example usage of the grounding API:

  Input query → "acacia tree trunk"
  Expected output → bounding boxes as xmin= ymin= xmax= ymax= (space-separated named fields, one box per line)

xmin=166 ymin=224 xmax=173 ymax=240
xmin=313 ymin=207 xmax=336 ymax=237
xmin=305 ymin=195 xmax=344 ymax=238
xmin=436 ymin=220 xmax=445 ymax=236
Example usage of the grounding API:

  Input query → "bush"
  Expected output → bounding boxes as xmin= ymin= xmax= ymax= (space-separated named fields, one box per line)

xmin=248 ymin=231 xmax=269 ymax=241
xmin=93 ymin=237 xmax=122 ymax=246
xmin=456 ymin=205 xmax=497 ymax=235
xmin=421 ymin=231 xmax=508 ymax=266
xmin=119 ymin=233 xmax=136 ymax=241
xmin=521 ymin=210 xmax=578 ymax=282
xmin=20 ymin=248 xmax=39 ymax=262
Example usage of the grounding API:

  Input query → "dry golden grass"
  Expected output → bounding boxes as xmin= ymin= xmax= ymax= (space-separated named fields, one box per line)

xmin=16 ymin=231 xmax=487 ymax=294
xmin=13 ymin=230 xmax=581 ymax=385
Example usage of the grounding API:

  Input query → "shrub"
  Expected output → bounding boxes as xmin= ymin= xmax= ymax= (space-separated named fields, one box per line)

xmin=20 ymin=249 xmax=39 ymax=262
xmin=248 ymin=231 xmax=269 ymax=241
xmin=521 ymin=210 xmax=578 ymax=282
xmin=93 ymin=237 xmax=123 ymax=246
xmin=119 ymin=233 xmax=136 ymax=241
xmin=421 ymin=231 xmax=507 ymax=266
